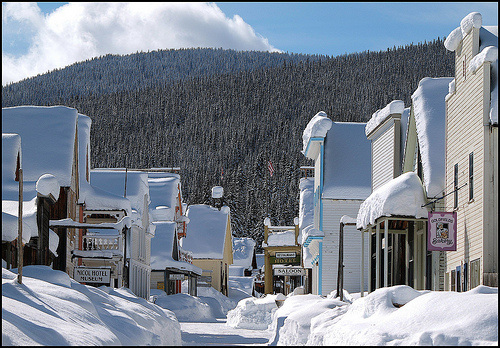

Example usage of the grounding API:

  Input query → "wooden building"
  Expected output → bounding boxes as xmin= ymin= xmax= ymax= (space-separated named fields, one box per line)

xmin=262 ymin=218 xmax=302 ymax=295
xmin=182 ymin=204 xmax=233 ymax=296
xmin=301 ymin=112 xmax=371 ymax=295
xmin=2 ymin=106 xmax=80 ymax=275
xmin=443 ymin=12 xmax=498 ymax=290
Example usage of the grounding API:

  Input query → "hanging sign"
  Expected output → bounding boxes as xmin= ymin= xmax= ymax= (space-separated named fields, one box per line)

xmin=427 ymin=212 xmax=457 ymax=251
xmin=274 ymin=267 xmax=306 ymax=276
xmin=276 ymin=252 xmax=296 ymax=258
xmin=169 ymin=273 xmax=185 ymax=281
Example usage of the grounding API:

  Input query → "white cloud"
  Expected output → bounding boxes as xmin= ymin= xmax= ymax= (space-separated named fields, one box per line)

xmin=2 ymin=2 xmax=281 ymax=85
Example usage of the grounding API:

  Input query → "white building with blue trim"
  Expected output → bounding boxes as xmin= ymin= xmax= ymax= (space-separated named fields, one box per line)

xmin=300 ymin=111 xmax=371 ymax=295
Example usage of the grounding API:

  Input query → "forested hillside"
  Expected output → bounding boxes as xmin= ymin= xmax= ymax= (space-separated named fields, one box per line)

xmin=2 ymin=40 xmax=454 ymax=249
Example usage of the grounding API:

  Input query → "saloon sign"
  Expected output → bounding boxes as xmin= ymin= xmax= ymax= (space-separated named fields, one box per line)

xmin=427 ymin=212 xmax=457 ymax=251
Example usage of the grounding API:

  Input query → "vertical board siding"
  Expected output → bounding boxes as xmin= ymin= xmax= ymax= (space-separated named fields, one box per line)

xmin=321 ymin=199 xmax=369 ymax=294
xmin=445 ymin=26 xmax=489 ymax=288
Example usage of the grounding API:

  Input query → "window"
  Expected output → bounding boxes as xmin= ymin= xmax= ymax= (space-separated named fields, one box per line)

xmin=451 ymin=270 xmax=456 ymax=291
xmin=454 ymin=164 xmax=459 ymax=209
xmin=469 ymin=152 xmax=474 ymax=201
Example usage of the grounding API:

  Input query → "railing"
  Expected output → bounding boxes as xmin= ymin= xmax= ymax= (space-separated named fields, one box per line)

xmin=82 ymin=234 xmax=122 ymax=252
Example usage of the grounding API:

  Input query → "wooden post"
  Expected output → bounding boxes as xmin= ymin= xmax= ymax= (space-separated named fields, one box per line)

xmin=264 ymin=250 xmax=273 ymax=294
xmin=375 ymin=222 xmax=380 ymax=289
xmin=384 ymin=218 xmax=389 ymax=288
xmin=368 ymin=226 xmax=372 ymax=293
xmin=337 ymin=222 xmax=344 ymax=301
xmin=361 ymin=229 xmax=365 ymax=297
xmin=17 ymin=168 xmax=23 ymax=284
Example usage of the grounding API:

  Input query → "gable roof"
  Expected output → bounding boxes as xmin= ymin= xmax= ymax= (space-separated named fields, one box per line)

xmin=2 ymin=106 xmax=78 ymax=187
xmin=323 ymin=122 xmax=372 ymax=200
xmin=77 ymin=115 xmax=131 ymax=214
xmin=182 ymin=204 xmax=230 ymax=259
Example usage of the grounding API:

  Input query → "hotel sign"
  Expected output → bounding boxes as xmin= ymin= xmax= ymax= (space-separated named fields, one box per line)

xmin=74 ymin=267 xmax=111 ymax=284
xmin=427 ymin=212 xmax=457 ymax=251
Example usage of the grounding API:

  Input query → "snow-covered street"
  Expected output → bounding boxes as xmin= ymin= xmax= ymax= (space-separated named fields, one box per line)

xmin=181 ymin=319 xmax=271 ymax=346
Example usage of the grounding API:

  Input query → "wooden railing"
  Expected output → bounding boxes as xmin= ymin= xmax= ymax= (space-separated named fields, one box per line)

xmin=82 ymin=234 xmax=122 ymax=252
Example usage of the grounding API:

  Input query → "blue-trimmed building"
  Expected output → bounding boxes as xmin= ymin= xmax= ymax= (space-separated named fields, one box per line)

xmin=300 ymin=111 xmax=371 ymax=295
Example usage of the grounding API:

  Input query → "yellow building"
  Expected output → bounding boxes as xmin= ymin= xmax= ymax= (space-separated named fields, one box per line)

xmin=182 ymin=204 xmax=233 ymax=296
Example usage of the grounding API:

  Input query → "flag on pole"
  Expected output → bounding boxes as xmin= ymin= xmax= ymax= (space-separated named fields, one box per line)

xmin=268 ymin=160 xmax=274 ymax=177
xmin=221 ymin=167 xmax=224 ymax=181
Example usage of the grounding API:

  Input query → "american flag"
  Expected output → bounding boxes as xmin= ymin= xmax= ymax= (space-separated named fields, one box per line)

xmin=268 ymin=160 xmax=274 ymax=177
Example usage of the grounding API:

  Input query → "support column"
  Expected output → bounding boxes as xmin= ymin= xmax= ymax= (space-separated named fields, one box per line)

xmin=361 ymin=229 xmax=365 ymax=297
xmin=264 ymin=250 xmax=273 ymax=294
xmin=368 ymin=227 xmax=372 ymax=293
xmin=376 ymin=222 xmax=380 ymax=289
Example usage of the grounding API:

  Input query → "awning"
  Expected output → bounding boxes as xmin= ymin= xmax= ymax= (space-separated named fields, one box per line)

xmin=356 ymin=172 xmax=429 ymax=230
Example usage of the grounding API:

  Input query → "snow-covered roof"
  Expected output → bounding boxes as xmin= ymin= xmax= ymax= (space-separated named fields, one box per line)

xmin=323 ymin=122 xmax=372 ymax=200
xmin=148 ymin=173 xmax=181 ymax=222
xmin=365 ymin=100 xmax=405 ymax=136
xmin=356 ymin=172 xmax=428 ymax=230
xmin=2 ymin=106 xmax=78 ymax=187
xmin=150 ymin=221 xmax=202 ymax=275
xmin=2 ymin=133 xmax=21 ymax=186
xmin=411 ymin=77 xmax=453 ymax=198
xmin=232 ymin=237 xmax=256 ymax=269
xmin=298 ymin=177 xmax=314 ymax=230
xmin=90 ymin=169 xmax=149 ymax=222
xmin=182 ymin=204 xmax=230 ymax=259
xmin=444 ymin=12 xmax=498 ymax=125
xmin=302 ymin=111 xmax=332 ymax=156
xmin=76 ymin=116 xmax=131 ymax=214
xmin=263 ymin=229 xmax=297 ymax=247
xmin=2 ymin=133 xmax=47 ymax=244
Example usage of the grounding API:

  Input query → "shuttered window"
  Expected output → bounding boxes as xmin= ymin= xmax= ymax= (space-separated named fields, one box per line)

xmin=469 ymin=152 xmax=474 ymax=201
xmin=454 ymin=164 xmax=459 ymax=209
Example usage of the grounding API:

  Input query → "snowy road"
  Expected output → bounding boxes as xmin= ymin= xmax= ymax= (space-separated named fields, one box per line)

xmin=180 ymin=319 xmax=271 ymax=346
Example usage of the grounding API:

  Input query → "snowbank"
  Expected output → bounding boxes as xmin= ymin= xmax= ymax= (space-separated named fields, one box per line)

xmin=268 ymin=294 xmax=346 ymax=345
xmin=151 ymin=290 xmax=216 ymax=322
xmin=2 ymin=266 xmax=181 ymax=346
xmin=309 ymin=285 xmax=498 ymax=346
xmin=226 ymin=293 xmax=285 ymax=330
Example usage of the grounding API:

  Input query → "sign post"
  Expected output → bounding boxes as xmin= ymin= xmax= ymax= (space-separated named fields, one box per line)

xmin=74 ymin=267 xmax=111 ymax=284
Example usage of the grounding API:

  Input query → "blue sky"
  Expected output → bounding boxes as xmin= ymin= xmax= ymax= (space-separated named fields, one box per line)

xmin=2 ymin=2 xmax=498 ymax=85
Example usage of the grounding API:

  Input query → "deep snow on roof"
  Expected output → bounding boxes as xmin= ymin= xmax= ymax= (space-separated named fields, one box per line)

xmin=411 ymin=77 xmax=453 ymax=198
xmin=2 ymin=106 xmax=78 ymax=187
xmin=302 ymin=111 xmax=332 ymax=155
xmin=444 ymin=12 xmax=498 ymax=125
xmin=150 ymin=221 xmax=201 ymax=274
xmin=323 ymin=122 xmax=372 ymax=200
xmin=90 ymin=169 xmax=149 ymax=220
xmin=148 ymin=173 xmax=181 ymax=222
xmin=356 ymin=172 xmax=428 ymax=230
xmin=182 ymin=204 xmax=230 ymax=259
xmin=232 ymin=237 xmax=256 ymax=269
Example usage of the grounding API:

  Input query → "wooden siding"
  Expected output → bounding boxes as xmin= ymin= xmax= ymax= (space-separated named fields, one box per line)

xmin=321 ymin=199 xmax=369 ymax=294
xmin=371 ymin=122 xmax=396 ymax=191
xmin=444 ymin=26 xmax=497 ymax=288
